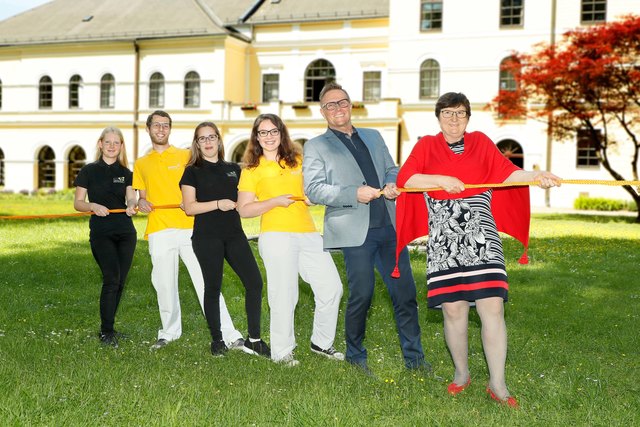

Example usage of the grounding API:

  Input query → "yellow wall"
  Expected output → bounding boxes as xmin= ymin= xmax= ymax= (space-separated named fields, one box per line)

xmin=224 ymin=37 xmax=250 ymax=103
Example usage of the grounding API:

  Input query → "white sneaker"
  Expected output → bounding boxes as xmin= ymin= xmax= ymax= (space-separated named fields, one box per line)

xmin=310 ymin=343 xmax=345 ymax=361
xmin=228 ymin=338 xmax=245 ymax=351
xmin=150 ymin=338 xmax=169 ymax=350
xmin=276 ymin=353 xmax=300 ymax=367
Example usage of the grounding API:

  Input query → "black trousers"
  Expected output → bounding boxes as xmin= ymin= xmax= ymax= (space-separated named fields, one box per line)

xmin=90 ymin=231 xmax=137 ymax=333
xmin=192 ymin=234 xmax=263 ymax=342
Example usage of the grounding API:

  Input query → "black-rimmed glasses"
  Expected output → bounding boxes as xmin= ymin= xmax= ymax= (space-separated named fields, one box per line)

xmin=257 ymin=129 xmax=280 ymax=137
xmin=321 ymin=98 xmax=351 ymax=111
xmin=197 ymin=135 xmax=219 ymax=144
xmin=441 ymin=110 xmax=468 ymax=118
xmin=150 ymin=122 xmax=171 ymax=130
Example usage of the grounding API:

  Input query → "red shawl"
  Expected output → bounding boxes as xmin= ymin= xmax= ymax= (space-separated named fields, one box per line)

xmin=393 ymin=131 xmax=530 ymax=278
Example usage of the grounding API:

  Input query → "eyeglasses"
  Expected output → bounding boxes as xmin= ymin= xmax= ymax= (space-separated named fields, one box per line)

xmin=150 ymin=122 xmax=171 ymax=130
xmin=197 ymin=134 xmax=219 ymax=144
xmin=321 ymin=98 xmax=351 ymax=111
xmin=440 ymin=110 xmax=468 ymax=118
xmin=257 ymin=128 xmax=280 ymax=138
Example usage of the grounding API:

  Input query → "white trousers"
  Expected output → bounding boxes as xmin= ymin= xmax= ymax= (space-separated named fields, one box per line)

xmin=258 ymin=232 xmax=343 ymax=361
xmin=148 ymin=228 xmax=243 ymax=344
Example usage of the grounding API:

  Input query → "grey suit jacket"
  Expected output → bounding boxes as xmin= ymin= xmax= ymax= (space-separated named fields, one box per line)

xmin=303 ymin=127 xmax=398 ymax=249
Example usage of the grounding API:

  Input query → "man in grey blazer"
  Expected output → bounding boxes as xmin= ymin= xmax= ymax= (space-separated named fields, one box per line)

xmin=303 ymin=82 xmax=429 ymax=373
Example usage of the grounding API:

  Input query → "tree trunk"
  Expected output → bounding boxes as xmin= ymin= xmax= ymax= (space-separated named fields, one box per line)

xmin=598 ymin=155 xmax=640 ymax=223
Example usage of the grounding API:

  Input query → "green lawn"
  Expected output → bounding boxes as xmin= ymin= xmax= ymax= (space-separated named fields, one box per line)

xmin=0 ymin=194 xmax=638 ymax=426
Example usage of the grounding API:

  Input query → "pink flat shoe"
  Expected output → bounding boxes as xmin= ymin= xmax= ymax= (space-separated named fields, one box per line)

xmin=447 ymin=378 xmax=471 ymax=396
xmin=486 ymin=386 xmax=519 ymax=408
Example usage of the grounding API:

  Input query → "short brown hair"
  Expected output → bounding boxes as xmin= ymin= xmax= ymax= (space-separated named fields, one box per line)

xmin=146 ymin=110 xmax=172 ymax=129
xmin=435 ymin=92 xmax=471 ymax=118
xmin=319 ymin=82 xmax=350 ymax=105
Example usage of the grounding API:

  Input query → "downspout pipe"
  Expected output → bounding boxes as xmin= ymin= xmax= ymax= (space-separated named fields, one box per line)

xmin=545 ymin=0 xmax=557 ymax=207
xmin=239 ymin=0 xmax=266 ymax=23
xmin=133 ymin=39 xmax=140 ymax=160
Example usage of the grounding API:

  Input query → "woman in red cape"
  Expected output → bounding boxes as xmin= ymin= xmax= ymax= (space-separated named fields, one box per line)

xmin=395 ymin=92 xmax=560 ymax=407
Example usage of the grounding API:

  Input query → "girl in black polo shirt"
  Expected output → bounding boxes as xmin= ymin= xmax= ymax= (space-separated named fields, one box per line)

xmin=180 ymin=121 xmax=269 ymax=357
xmin=74 ymin=126 xmax=137 ymax=348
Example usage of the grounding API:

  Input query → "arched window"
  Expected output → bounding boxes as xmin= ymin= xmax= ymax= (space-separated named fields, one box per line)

xmin=419 ymin=59 xmax=440 ymax=99
xmin=497 ymin=139 xmax=524 ymax=168
xmin=39 ymin=76 xmax=53 ymax=109
xmin=69 ymin=75 xmax=83 ymax=108
xmin=304 ymin=59 xmax=336 ymax=102
xmin=184 ymin=71 xmax=200 ymax=108
xmin=499 ymin=56 xmax=519 ymax=91
xmin=38 ymin=146 xmax=56 ymax=188
xmin=68 ymin=146 xmax=86 ymax=188
xmin=0 ymin=147 xmax=4 ymax=186
xmin=293 ymin=138 xmax=307 ymax=153
xmin=100 ymin=73 xmax=115 ymax=109
xmin=231 ymin=140 xmax=248 ymax=164
xmin=149 ymin=72 xmax=165 ymax=108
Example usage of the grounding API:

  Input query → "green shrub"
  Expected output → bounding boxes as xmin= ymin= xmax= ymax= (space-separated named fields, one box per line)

xmin=0 ymin=189 xmax=75 ymax=201
xmin=574 ymin=195 xmax=637 ymax=212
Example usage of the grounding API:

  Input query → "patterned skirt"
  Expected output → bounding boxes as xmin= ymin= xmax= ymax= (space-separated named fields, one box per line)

xmin=425 ymin=190 xmax=508 ymax=308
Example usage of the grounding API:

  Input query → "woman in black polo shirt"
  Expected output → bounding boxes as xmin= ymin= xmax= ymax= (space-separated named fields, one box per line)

xmin=179 ymin=121 xmax=269 ymax=357
xmin=74 ymin=126 xmax=137 ymax=348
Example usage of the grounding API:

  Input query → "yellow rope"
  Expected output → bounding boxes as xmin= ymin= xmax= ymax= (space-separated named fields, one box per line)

xmin=2 ymin=181 xmax=637 ymax=219
xmin=0 ymin=204 xmax=180 ymax=220
xmin=399 ymin=179 xmax=640 ymax=193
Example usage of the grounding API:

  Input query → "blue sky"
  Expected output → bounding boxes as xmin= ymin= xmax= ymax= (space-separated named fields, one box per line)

xmin=0 ymin=0 xmax=51 ymax=21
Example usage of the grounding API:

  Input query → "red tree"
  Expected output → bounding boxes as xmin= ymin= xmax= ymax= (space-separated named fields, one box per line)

xmin=491 ymin=15 xmax=640 ymax=221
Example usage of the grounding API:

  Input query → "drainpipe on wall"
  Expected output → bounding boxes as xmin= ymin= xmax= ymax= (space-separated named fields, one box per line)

xmin=396 ymin=122 xmax=403 ymax=165
xmin=545 ymin=0 xmax=557 ymax=207
xmin=133 ymin=40 xmax=140 ymax=160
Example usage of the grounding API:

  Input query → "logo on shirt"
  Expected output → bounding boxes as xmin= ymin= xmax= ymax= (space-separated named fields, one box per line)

xmin=226 ymin=171 xmax=237 ymax=178
xmin=113 ymin=176 xmax=125 ymax=184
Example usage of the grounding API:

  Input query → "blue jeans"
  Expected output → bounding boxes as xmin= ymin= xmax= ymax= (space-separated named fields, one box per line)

xmin=342 ymin=225 xmax=425 ymax=369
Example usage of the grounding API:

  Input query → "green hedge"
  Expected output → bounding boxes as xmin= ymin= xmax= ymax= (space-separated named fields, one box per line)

xmin=574 ymin=195 xmax=637 ymax=212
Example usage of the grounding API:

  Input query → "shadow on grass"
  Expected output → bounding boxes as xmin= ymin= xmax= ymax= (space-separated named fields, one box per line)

xmin=532 ymin=212 xmax=638 ymax=224
xmin=1 ymin=218 xmax=639 ymax=424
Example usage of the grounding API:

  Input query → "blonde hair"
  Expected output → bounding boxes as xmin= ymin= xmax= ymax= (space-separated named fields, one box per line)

xmin=95 ymin=126 xmax=128 ymax=167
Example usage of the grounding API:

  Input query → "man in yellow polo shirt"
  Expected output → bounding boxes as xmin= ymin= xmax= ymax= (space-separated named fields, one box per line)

xmin=133 ymin=110 xmax=243 ymax=350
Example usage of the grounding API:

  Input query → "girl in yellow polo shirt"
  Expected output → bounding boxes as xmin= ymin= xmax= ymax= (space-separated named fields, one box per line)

xmin=237 ymin=113 xmax=343 ymax=366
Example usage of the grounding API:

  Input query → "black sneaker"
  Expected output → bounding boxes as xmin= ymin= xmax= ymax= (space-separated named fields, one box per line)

xmin=99 ymin=332 xmax=118 ymax=348
xmin=113 ymin=330 xmax=129 ymax=341
xmin=408 ymin=361 xmax=443 ymax=381
xmin=348 ymin=359 xmax=375 ymax=377
xmin=210 ymin=340 xmax=228 ymax=357
xmin=310 ymin=342 xmax=345 ymax=360
xmin=242 ymin=338 xmax=271 ymax=358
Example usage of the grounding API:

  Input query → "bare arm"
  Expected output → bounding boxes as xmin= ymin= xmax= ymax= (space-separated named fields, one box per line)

xmin=236 ymin=191 xmax=294 ymax=218
xmin=136 ymin=189 xmax=154 ymax=213
xmin=505 ymin=170 xmax=562 ymax=188
xmin=74 ymin=186 xmax=110 ymax=216
xmin=125 ymin=186 xmax=137 ymax=216
xmin=181 ymin=184 xmax=236 ymax=216
xmin=404 ymin=174 xmax=466 ymax=194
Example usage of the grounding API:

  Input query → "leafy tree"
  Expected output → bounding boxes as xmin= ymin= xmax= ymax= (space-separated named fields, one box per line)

xmin=491 ymin=15 xmax=640 ymax=222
